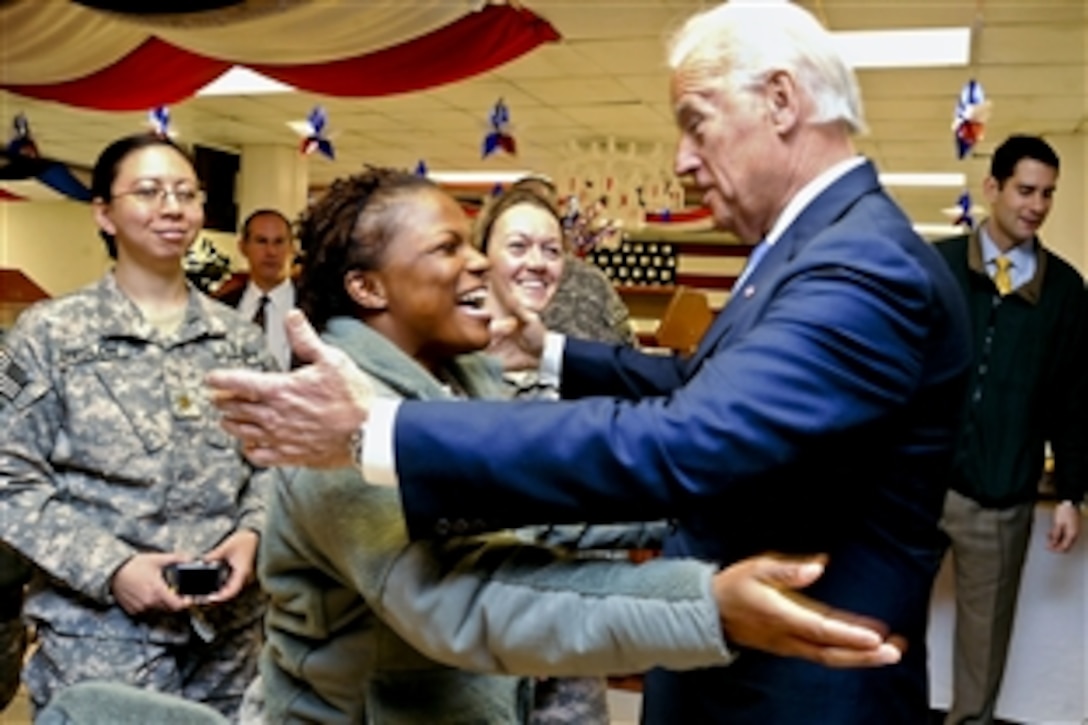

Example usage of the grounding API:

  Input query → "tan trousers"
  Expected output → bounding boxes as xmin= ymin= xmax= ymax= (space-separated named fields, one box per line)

xmin=940 ymin=488 xmax=1034 ymax=725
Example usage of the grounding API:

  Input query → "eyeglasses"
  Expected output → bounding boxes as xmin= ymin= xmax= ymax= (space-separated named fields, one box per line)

xmin=113 ymin=185 xmax=206 ymax=208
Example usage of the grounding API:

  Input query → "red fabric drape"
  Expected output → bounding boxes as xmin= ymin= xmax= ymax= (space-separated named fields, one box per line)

xmin=3 ymin=39 xmax=230 ymax=110
xmin=1 ymin=5 xmax=560 ymax=110
xmin=250 ymin=5 xmax=560 ymax=96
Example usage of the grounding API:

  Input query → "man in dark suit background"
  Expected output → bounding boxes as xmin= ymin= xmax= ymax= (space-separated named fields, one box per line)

xmin=219 ymin=208 xmax=297 ymax=370
xmin=210 ymin=3 xmax=971 ymax=722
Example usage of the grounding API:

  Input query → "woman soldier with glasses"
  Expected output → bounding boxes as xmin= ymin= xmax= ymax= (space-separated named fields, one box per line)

xmin=0 ymin=133 xmax=275 ymax=719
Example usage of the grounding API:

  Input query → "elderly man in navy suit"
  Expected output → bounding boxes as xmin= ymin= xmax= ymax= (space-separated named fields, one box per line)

xmin=210 ymin=3 xmax=971 ymax=722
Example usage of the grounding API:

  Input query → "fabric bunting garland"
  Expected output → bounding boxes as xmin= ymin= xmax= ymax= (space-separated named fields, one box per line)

xmin=148 ymin=105 xmax=171 ymax=137
xmin=0 ymin=114 xmax=92 ymax=202
xmin=8 ymin=114 xmax=38 ymax=158
xmin=952 ymin=190 xmax=974 ymax=229
xmin=952 ymin=79 xmax=991 ymax=159
xmin=0 ymin=5 xmax=560 ymax=111
xmin=299 ymin=106 xmax=335 ymax=160
xmin=482 ymin=99 xmax=516 ymax=158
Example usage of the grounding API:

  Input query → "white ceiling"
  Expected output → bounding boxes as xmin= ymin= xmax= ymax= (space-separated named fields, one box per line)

xmin=1 ymin=0 xmax=1085 ymax=229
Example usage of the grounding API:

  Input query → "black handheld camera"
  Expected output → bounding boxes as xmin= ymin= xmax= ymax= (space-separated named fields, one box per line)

xmin=162 ymin=561 xmax=231 ymax=597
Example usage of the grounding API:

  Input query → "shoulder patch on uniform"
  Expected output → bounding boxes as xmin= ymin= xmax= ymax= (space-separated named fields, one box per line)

xmin=0 ymin=347 xmax=29 ymax=404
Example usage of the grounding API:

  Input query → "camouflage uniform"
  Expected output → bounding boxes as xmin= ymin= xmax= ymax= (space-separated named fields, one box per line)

xmin=0 ymin=274 xmax=276 ymax=719
xmin=540 ymin=256 xmax=636 ymax=346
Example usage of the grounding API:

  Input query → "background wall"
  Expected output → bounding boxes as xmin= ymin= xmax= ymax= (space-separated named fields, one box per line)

xmin=2 ymin=139 xmax=1085 ymax=303
xmin=0 ymin=201 xmax=106 ymax=296
xmin=1047 ymin=134 xmax=1087 ymax=273
xmin=0 ymin=200 xmax=243 ymax=298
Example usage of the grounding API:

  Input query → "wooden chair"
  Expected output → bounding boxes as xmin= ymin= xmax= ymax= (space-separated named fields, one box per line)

xmin=652 ymin=285 xmax=712 ymax=354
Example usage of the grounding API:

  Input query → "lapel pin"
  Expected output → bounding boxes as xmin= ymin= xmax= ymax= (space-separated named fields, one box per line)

xmin=743 ymin=285 xmax=756 ymax=298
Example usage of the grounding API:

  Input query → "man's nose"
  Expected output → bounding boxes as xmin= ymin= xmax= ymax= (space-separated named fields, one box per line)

xmin=674 ymin=136 xmax=698 ymax=176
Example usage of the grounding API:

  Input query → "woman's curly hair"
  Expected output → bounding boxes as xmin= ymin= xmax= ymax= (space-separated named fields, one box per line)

xmin=297 ymin=167 xmax=437 ymax=330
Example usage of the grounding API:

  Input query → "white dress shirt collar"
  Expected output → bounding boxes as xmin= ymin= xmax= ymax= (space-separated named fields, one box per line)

xmin=762 ymin=156 xmax=867 ymax=248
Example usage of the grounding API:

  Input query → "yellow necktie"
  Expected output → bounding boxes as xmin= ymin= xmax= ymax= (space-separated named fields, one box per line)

xmin=994 ymin=256 xmax=1013 ymax=296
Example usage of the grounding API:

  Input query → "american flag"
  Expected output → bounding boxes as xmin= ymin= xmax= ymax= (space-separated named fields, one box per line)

xmin=587 ymin=235 xmax=756 ymax=345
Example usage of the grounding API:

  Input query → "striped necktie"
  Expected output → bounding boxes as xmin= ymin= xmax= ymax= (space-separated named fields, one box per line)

xmin=993 ymin=255 xmax=1013 ymax=296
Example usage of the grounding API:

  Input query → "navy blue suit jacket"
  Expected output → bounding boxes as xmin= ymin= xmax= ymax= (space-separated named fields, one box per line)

xmin=395 ymin=161 xmax=970 ymax=723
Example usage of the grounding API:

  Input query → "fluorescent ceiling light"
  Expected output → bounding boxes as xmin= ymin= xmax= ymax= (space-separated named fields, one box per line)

xmin=836 ymin=27 xmax=970 ymax=69
xmin=880 ymin=172 xmax=966 ymax=188
xmin=426 ymin=171 xmax=536 ymax=185
xmin=197 ymin=66 xmax=295 ymax=96
xmin=285 ymin=120 xmax=313 ymax=136
xmin=914 ymin=223 xmax=968 ymax=238
xmin=942 ymin=203 xmax=987 ymax=217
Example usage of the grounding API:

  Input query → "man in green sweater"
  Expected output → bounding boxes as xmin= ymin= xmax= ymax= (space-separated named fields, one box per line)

xmin=934 ymin=134 xmax=1088 ymax=725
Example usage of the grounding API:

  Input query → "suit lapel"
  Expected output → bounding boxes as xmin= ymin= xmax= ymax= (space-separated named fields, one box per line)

xmin=685 ymin=161 xmax=883 ymax=373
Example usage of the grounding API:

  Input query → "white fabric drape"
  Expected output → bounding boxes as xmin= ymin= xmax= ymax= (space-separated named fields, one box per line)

xmin=0 ymin=2 xmax=146 ymax=84
xmin=0 ymin=0 xmax=480 ymax=84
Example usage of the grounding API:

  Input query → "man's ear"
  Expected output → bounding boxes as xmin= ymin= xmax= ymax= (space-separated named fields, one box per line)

xmin=92 ymin=199 xmax=116 ymax=238
xmin=982 ymin=175 xmax=999 ymax=205
xmin=764 ymin=70 xmax=801 ymax=134
xmin=345 ymin=270 xmax=387 ymax=311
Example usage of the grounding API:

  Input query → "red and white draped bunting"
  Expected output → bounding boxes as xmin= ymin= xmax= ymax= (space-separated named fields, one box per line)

xmin=0 ymin=2 xmax=560 ymax=110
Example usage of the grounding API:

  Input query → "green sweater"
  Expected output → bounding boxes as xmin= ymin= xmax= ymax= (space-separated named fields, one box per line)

xmin=935 ymin=231 xmax=1088 ymax=507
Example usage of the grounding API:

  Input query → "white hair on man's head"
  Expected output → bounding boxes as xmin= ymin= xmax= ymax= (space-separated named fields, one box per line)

xmin=667 ymin=1 xmax=866 ymax=134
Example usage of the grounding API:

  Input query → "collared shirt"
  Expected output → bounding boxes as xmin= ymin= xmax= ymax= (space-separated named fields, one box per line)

xmin=362 ymin=155 xmax=870 ymax=484
xmin=979 ymin=223 xmax=1036 ymax=293
xmin=238 ymin=279 xmax=295 ymax=371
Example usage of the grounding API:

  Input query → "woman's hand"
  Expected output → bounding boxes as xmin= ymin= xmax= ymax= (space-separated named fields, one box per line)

xmin=110 ymin=552 xmax=192 ymax=615
xmin=202 ymin=529 xmax=260 ymax=604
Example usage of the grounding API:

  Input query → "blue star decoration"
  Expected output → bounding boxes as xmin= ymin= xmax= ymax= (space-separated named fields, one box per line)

xmin=482 ymin=98 xmax=516 ymax=158
xmin=952 ymin=190 xmax=974 ymax=230
xmin=300 ymin=106 xmax=335 ymax=160
xmin=148 ymin=105 xmax=171 ymax=137
xmin=952 ymin=79 xmax=990 ymax=160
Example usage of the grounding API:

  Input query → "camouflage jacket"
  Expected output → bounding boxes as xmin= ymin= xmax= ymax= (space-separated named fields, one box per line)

xmin=0 ymin=274 xmax=276 ymax=641
xmin=260 ymin=318 xmax=730 ymax=724
xmin=540 ymin=256 xmax=636 ymax=346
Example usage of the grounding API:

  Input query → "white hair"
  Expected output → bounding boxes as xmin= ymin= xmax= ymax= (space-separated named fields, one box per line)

xmin=667 ymin=1 xmax=866 ymax=134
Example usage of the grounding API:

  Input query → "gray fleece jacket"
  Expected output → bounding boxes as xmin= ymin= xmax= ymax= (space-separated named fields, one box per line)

xmin=259 ymin=317 xmax=732 ymax=724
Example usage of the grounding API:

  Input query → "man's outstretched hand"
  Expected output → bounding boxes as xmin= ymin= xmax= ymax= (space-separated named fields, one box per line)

xmin=487 ymin=299 xmax=548 ymax=372
xmin=207 ymin=310 xmax=373 ymax=468
xmin=713 ymin=554 xmax=904 ymax=668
